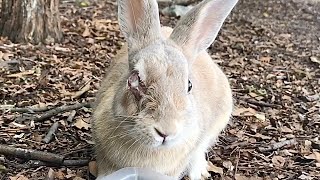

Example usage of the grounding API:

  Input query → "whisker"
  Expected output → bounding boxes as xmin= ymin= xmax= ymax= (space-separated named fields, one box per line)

xmin=102 ymin=124 xmax=137 ymax=132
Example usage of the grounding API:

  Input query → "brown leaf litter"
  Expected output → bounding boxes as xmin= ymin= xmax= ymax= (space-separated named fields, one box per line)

xmin=0 ymin=0 xmax=319 ymax=179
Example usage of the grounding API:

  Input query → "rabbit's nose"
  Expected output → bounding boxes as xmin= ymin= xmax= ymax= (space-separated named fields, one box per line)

xmin=154 ymin=128 xmax=168 ymax=138
xmin=154 ymin=128 xmax=168 ymax=143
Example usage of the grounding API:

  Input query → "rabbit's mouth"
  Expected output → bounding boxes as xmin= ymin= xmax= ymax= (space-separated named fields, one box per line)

xmin=151 ymin=137 xmax=184 ymax=149
xmin=149 ymin=128 xmax=185 ymax=149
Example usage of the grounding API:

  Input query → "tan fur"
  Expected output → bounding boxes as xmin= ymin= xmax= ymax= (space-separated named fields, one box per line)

xmin=92 ymin=0 xmax=238 ymax=179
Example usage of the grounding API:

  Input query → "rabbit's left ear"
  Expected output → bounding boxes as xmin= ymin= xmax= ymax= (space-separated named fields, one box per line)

xmin=118 ymin=0 xmax=162 ymax=53
xmin=170 ymin=0 xmax=238 ymax=61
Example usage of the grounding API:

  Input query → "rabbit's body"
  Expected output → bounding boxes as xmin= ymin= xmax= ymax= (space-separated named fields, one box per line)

xmin=93 ymin=0 xmax=238 ymax=179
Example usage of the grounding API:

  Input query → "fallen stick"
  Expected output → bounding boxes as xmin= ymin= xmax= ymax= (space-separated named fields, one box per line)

xmin=258 ymin=139 xmax=297 ymax=152
xmin=6 ymin=159 xmax=89 ymax=169
xmin=27 ymin=159 xmax=89 ymax=168
xmin=7 ymin=106 xmax=49 ymax=113
xmin=67 ymin=110 xmax=77 ymax=122
xmin=42 ymin=122 xmax=59 ymax=143
xmin=63 ymin=159 xmax=89 ymax=166
xmin=71 ymin=82 xmax=91 ymax=99
xmin=0 ymin=144 xmax=64 ymax=164
xmin=33 ymin=102 xmax=91 ymax=122
xmin=223 ymin=141 xmax=249 ymax=150
xmin=244 ymin=99 xmax=280 ymax=108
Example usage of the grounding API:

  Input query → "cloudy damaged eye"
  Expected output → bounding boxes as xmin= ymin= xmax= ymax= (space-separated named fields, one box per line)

xmin=188 ymin=79 xmax=192 ymax=93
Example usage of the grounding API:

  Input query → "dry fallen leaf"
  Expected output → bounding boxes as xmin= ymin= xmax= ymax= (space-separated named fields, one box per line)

xmin=254 ymin=133 xmax=272 ymax=140
xmin=310 ymin=56 xmax=320 ymax=65
xmin=272 ymin=155 xmax=286 ymax=167
xmin=54 ymin=46 xmax=71 ymax=52
xmin=71 ymin=82 xmax=91 ymax=99
xmin=222 ymin=161 xmax=234 ymax=171
xmin=232 ymin=107 xmax=257 ymax=116
xmin=9 ymin=175 xmax=29 ymax=180
xmin=54 ymin=170 xmax=65 ymax=180
xmin=73 ymin=177 xmax=86 ymax=180
xmin=304 ymin=152 xmax=320 ymax=163
xmin=1 ymin=0 xmax=319 ymax=179
xmin=254 ymin=113 xmax=266 ymax=121
xmin=0 ymin=51 xmax=14 ymax=60
xmin=207 ymin=161 xmax=223 ymax=174
xmin=10 ymin=122 xmax=27 ymax=128
xmin=0 ymin=164 xmax=6 ymax=172
xmin=89 ymin=161 xmax=98 ymax=177
xmin=82 ymin=25 xmax=91 ymax=37
xmin=298 ymin=174 xmax=313 ymax=180
xmin=74 ymin=118 xmax=91 ymax=130
xmin=235 ymin=174 xmax=263 ymax=180
xmin=280 ymin=126 xmax=293 ymax=133
xmin=260 ymin=56 xmax=271 ymax=63
xmin=0 ymin=104 xmax=15 ymax=110
xmin=46 ymin=168 xmax=55 ymax=180
xmin=233 ymin=107 xmax=266 ymax=121
xmin=7 ymin=70 xmax=35 ymax=78
xmin=13 ymin=133 xmax=25 ymax=139
xmin=235 ymin=174 xmax=249 ymax=180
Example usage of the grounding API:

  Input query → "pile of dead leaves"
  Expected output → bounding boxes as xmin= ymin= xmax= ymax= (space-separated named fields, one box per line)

xmin=0 ymin=0 xmax=319 ymax=179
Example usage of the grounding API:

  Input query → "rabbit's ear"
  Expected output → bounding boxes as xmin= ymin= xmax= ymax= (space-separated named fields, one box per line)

xmin=118 ymin=0 xmax=162 ymax=53
xmin=170 ymin=0 xmax=238 ymax=60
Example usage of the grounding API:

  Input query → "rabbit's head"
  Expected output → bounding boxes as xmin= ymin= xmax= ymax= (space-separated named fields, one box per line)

xmin=114 ymin=0 xmax=238 ymax=148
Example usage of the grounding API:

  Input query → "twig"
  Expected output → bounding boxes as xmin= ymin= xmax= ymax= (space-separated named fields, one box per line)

xmin=244 ymin=99 xmax=281 ymax=108
xmin=63 ymin=159 xmax=89 ymax=166
xmin=234 ymin=149 xmax=240 ymax=177
xmin=7 ymin=106 xmax=49 ymax=113
xmin=29 ymin=159 xmax=89 ymax=167
xmin=223 ymin=141 xmax=250 ymax=150
xmin=0 ymin=144 xmax=64 ymax=164
xmin=6 ymin=159 xmax=89 ymax=169
xmin=71 ymin=82 xmax=91 ymax=99
xmin=42 ymin=122 xmax=59 ymax=143
xmin=258 ymin=139 xmax=297 ymax=152
xmin=67 ymin=110 xmax=77 ymax=122
xmin=33 ymin=102 xmax=91 ymax=122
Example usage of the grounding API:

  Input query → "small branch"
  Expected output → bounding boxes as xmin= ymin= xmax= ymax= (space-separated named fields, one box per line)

xmin=0 ymin=144 xmax=64 ymax=164
xmin=6 ymin=159 xmax=89 ymax=169
xmin=245 ymin=99 xmax=281 ymax=108
xmin=67 ymin=110 xmax=77 ymax=122
xmin=234 ymin=150 xmax=240 ymax=177
xmin=33 ymin=103 xmax=91 ymax=122
xmin=7 ymin=106 xmax=49 ymax=113
xmin=223 ymin=141 xmax=249 ymax=150
xmin=71 ymin=82 xmax=91 ymax=99
xmin=29 ymin=159 xmax=89 ymax=167
xmin=258 ymin=139 xmax=297 ymax=152
xmin=63 ymin=159 xmax=89 ymax=166
xmin=42 ymin=122 xmax=59 ymax=143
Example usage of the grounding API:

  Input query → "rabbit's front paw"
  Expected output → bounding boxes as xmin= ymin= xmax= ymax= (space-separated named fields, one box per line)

xmin=188 ymin=157 xmax=210 ymax=180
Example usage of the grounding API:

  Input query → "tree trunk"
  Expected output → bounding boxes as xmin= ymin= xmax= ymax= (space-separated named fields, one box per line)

xmin=0 ymin=0 xmax=63 ymax=44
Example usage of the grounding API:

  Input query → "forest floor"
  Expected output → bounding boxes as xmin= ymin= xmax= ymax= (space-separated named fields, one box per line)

xmin=0 ymin=0 xmax=319 ymax=179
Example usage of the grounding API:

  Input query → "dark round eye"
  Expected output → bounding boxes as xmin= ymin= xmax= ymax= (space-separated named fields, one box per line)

xmin=188 ymin=79 xmax=192 ymax=93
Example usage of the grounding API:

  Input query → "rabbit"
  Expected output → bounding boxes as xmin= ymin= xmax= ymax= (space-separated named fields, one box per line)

xmin=92 ymin=0 xmax=238 ymax=179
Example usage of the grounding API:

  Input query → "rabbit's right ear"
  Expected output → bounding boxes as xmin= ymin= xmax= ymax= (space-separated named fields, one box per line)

xmin=170 ymin=0 xmax=238 ymax=61
xmin=118 ymin=0 xmax=162 ymax=54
